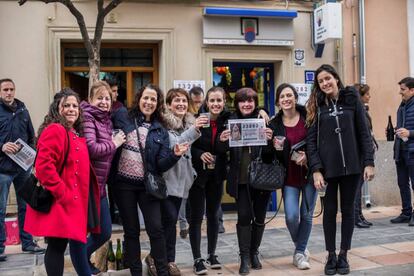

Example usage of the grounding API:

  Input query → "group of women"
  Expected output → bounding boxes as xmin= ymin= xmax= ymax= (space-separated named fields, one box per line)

xmin=22 ymin=63 xmax=374 ymax=276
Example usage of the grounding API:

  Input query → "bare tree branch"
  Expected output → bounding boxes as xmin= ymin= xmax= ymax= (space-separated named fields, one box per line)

xmin=94 ymin=0 xmax=122 ymax=53
xmin=18 ymin=0 xmax=123 ymax=90
xmin=102 ymin=0 xmax=122 ymax=18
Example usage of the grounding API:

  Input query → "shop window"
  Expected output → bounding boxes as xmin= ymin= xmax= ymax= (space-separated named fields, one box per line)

xmin=61 ymin=43 xmax=158 ymax=107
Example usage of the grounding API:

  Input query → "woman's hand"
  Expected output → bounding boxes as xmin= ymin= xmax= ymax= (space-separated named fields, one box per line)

xmin=313 ymin=171 xmax=325 ymax=190
xmin=258 ymin=110 xmax=270 ymax=125
xmin=364 ymin=165 xmax=375 ymax=181
xmin=174 ymin=142 xmax=189 ymax=156
xmin=295 ymin=151 xmax=307 ymax=166
xmin=112 ymin=130 xmax=126 ymax=148
xmin=265 ymin=127 xmax=273 ymax=141
xmin=219 ymin=129 xmax=230 ymax=142
xmin=195 ymin=115 xmax=209 ymax=129
xmin=200 ymin=152 xmax=215 ymax=164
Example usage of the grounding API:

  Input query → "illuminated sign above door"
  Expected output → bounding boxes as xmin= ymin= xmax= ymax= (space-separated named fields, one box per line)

xmin=203 ymin=7 xmax=297 ymax=46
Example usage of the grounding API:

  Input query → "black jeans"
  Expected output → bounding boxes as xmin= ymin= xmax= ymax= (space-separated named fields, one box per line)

xmin=354 ymin=175 xmax=364 ymax=219
xmin=188 ymin=172 xmax=224 ymax=259
xmin=323 ymin=174 xmax=360 ymax=252
xmin=396 ymin=150 xmax=414 ymax=216
xmin=113 ymin=187 xmax=168 ymax=276
xmin=160 ymin=195 xmax=182 ymax=263
xmin=236 ymin=184 xmax=271 ymax=226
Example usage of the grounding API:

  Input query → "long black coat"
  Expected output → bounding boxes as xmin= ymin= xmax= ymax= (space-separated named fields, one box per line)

xmin=216 ymin=110 xmax=274 ymax=199
xmin=191 ymin=110 xmax=231 ymax=187
xmin=306 ymin=87 xmax=374 ymax=179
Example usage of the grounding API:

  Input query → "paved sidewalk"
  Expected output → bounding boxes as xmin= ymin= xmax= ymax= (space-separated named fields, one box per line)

xmin=1 ymin=206 xmax=414 ymax=275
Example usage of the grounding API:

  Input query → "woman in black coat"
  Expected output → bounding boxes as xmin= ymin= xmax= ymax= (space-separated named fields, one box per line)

xmin=217 ymin=87 xmax=274 ymax=275
xmin=306 ymin=64 xmax=375 ymax=275
xmin=188 ymin=86 xmax=230 ymax=274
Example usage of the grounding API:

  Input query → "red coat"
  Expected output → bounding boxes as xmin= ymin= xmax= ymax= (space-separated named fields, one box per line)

xmin=24 ymin=123 xmax=100 ymax=243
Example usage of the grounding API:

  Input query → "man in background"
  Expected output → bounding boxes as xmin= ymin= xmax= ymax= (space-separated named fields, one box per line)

xmin=0 ymin=78 xmax=45 ymax=261
xmin=391 ymin=77 xmax=414 ymax=226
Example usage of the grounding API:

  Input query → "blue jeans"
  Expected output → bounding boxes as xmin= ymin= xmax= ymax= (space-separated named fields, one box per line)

xmin=70 ymin=197 xmax=112 ymax=276
xmin=283 ymin=183 xmax=317 ymax=254
xmin=0 ymin=170 xmax=34 ymax=253
xmin=396 ymin=150 xmax=414 ymax=216
xmin=178 ymin=198 xmax=188 ymax=230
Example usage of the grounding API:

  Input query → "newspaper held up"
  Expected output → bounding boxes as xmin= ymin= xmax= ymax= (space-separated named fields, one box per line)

xmin=5 ymin=139 xmax=36 ymax=171
xmin=228 ymin=118 xmax=267 ymax=147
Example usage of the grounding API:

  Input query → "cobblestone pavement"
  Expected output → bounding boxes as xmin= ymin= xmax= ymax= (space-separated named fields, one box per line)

xmin=1 ymin=206 xmax=414 ymax=275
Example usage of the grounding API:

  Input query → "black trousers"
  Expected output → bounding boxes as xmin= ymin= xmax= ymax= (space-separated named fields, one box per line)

xmin=160 ymin=195 xmax=182 ymax=263
xmin=44 ymin=237 xmax=68 ymax=276
xmin=188 ymin=172 xmax=224 ymax=260
xmin=354 ymin=175 xmax=365 ymax=219
xmin=236 ymin=184 xmax=271 ymax=226
xmin=323 ymin=174 xmax=360 ymax=252
xmin=113 ymin=186 xmax=168 ymax=276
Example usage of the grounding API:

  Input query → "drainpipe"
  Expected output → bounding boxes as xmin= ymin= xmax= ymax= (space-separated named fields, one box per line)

xmin=358 ymin=0 xmax=366 ymax=84
xmin=408 ymin=0 xmax=414 ymax=76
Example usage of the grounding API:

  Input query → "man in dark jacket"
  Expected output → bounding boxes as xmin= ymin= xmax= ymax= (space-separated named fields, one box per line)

xmin=0 ymin=79 xmax=44 ymax=261
xmin=392 ymin=77 xmax=414 ymax=226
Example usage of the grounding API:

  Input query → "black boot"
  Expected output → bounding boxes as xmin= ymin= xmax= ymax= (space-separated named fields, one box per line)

xmin=236 ymin=224 xmax=251 ymax=275
xmin=409 ymin=214 xmax=414 ymax=226
xmin=360 ymin=214 xmax=373 ymax=226
xmin=324 ymin=252 xmax=337 ymax=275
xmin=250 ymin=224 xmax=264 ymax=270
xmin=337 ymin=251 xmax=350 ymax=275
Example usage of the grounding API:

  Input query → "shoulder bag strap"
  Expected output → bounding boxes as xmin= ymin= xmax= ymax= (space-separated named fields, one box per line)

xmin=59 ymin=130 xmax=70 ymax=175
xmin=32 ymin=128 xmax=70 ymax=175
xmin=247 ymin=146 xmax=283 ymax=226
xmin=134 ymin=119 xmax=147 ymax=173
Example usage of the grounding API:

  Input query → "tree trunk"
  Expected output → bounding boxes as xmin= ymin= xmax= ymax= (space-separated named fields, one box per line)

xmin=88 ymin=50 xmax=100 ymax=93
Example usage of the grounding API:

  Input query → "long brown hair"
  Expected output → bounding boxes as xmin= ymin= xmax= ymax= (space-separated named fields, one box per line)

xmin=37 ymin=88 xmax=83 ymax=142
xmin=129 ymin=83 xmax=165 ymax=124
xmin=306 ymin=64 xmax=344 ymax=126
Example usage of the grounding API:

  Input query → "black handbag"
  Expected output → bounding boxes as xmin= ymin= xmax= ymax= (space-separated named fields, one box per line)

xmin=135 ymin=119 xmax=168 ymax=200
xmin=248 ymin=148 xmax=285 ymax=191
xmin=17 ymin=130 xmax=70 ymax=213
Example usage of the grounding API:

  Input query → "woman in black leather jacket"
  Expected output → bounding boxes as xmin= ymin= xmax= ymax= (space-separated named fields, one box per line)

xmin=306 ymin=64 xmax=375 ymax=275
xmin=217 ymin=87 xmax=274 ymax=275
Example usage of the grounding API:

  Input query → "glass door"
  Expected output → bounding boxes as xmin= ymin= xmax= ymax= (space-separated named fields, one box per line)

xmin=212 ymin=61 xmax=275 ymax=115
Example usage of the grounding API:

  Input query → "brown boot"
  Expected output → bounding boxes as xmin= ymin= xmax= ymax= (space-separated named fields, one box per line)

xmin=168 ymin=262 xmax=181 ymax=276
xmin=145 ymin=254 xmax=158 ymax=276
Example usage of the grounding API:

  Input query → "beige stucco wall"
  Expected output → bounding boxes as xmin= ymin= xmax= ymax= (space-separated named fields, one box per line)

xmin=364 ymin=0 xmax=410 ymax=140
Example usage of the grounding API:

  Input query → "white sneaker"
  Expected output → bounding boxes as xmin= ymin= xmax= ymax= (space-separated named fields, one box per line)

xmin=293 ymin=253 xmax=310 ymax=270
xmin=304 ymin=248 xmax=310 ymax=262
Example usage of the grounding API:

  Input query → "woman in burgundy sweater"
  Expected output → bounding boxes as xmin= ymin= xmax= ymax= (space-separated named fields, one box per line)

xmin=269 ymin=83 xmax=317 ymax=270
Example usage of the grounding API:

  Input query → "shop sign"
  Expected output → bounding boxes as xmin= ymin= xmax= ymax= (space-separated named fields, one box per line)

xmin=291 ymin=83 xmax=312 ymax=106
xmin=304 ymin=70 xmax=315 ymax=85
xmin=314 ymin=3 xmax=342 ymax=44
xmin=173 ymin=80 xmax=206 ymax=92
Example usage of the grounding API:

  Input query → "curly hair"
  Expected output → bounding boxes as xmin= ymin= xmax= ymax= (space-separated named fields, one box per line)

xmin=306 ymin=64 xmax=344 ymax=126
xmin=37 ymin=88 xmax=83 ymax=141
xmin=129 ymin=83 xmax=165 ymax=125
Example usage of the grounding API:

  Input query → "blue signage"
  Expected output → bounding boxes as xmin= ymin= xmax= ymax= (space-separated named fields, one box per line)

xmin=305 ymin=70 xmax=315 ymax=85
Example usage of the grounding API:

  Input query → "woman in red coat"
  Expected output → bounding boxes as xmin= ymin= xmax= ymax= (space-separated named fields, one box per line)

xmin=24 ymin=88 xmax=100 ymax=276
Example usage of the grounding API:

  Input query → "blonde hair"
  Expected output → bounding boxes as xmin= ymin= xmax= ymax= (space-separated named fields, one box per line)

xmin=89 ymin=81 xmax=113 ymax=103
